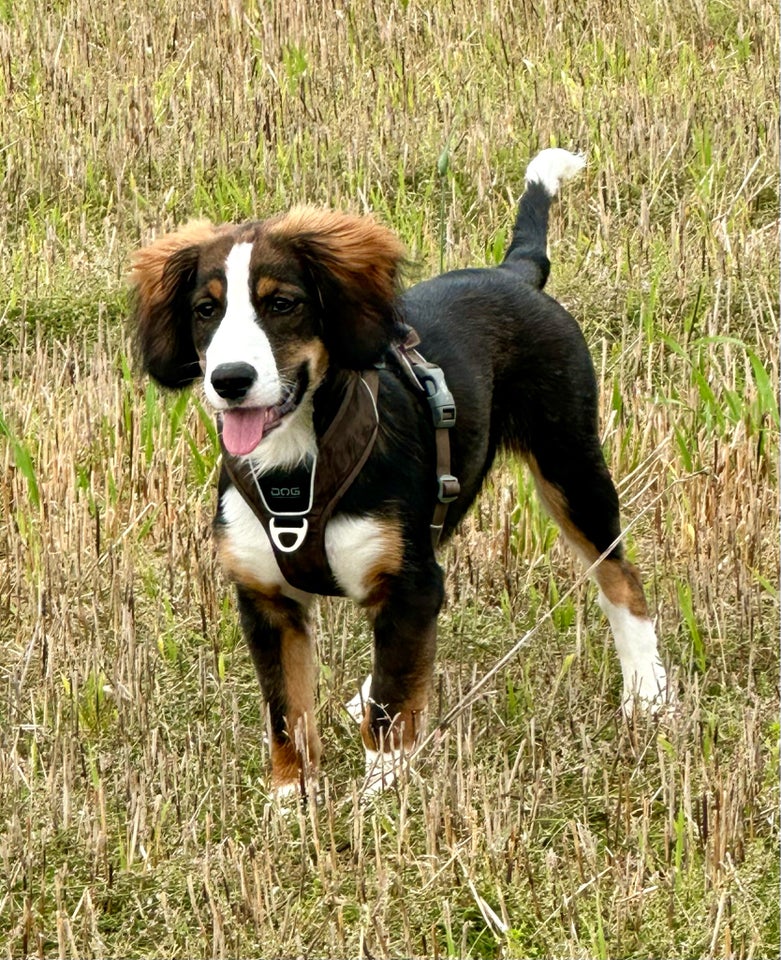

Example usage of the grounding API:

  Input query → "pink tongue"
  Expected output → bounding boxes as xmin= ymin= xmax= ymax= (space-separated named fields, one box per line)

xmin=221 ymin=408 xmax=269 ymax=456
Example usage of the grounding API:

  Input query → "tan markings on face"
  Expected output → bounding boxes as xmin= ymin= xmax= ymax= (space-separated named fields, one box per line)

xmin=275 ymin=339 xmax=330 ymax=389
xmin=206 ymin=277 xmax=225 ymax=300
xmin=129 ymin=222 xmax=225 ymax=369
xmin=300 ymin=341 xmax=329 ymax=384
xmin=525 ymin=454 xmax=649 ymax=619
xmin=256 ymin=276 xmax=281 ymax=299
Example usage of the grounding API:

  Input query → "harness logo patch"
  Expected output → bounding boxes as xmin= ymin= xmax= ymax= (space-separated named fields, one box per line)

xmin=253 ymin=453 xmax=316 ymax=516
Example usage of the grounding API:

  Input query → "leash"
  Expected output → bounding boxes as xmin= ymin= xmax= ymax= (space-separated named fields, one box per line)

xmin=409 ymin=467 xmax=702 ymax=762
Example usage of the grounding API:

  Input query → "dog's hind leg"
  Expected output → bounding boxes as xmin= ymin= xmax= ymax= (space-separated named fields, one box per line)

xmin=235 ymin=585 xmax=322 ymax=798
xmin=525 ymin=446 xmax=670 ymax=714
xmin=358 ymin=562 xmax=444 ymax=793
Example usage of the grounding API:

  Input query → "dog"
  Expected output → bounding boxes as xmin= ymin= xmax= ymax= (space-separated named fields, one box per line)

xmin=130 ymin=148 xmax=669 ymax=798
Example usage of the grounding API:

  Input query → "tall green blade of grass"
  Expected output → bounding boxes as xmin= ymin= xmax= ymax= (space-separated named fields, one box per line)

xmin=0 ymin=408 xmax=40 ymax=509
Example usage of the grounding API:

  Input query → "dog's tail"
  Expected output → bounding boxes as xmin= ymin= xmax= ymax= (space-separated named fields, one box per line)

xmin=503 ymin=148 xmax=586 ymax=289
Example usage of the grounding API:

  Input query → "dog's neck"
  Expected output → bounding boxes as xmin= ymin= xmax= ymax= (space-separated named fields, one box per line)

xmin=312 ymin=367 xmax=361 ymax=438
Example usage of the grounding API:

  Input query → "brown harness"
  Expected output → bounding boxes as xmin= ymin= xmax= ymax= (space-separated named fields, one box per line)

xmin=388 ymin=329 xmax=460 ymax=542
xmin=219 ymin=332 xmax=459 ymax=595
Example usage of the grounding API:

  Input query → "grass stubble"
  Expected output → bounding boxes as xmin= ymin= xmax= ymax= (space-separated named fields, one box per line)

xmin=0 ymin=0 xmax=778 ymax=956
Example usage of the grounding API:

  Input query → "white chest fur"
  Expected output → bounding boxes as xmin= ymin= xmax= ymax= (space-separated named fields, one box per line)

xmin=219 ymin=484 xmax=392 ymax=603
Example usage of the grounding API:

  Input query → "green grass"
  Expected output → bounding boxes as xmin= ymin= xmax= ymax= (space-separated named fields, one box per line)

xmin=0 ymin=0 xmax=778 ymax=956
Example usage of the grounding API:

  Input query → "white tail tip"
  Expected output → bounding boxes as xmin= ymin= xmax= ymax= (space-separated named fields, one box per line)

xmin=525 ymin=148 xmax=586 ymax=197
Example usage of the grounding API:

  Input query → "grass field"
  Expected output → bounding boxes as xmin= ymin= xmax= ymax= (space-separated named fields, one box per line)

xmin=1 ymin=0 xmax=778 ymax=956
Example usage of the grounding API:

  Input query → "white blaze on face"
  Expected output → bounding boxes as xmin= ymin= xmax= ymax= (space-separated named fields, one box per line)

xmin=203 ymin=242 xmax=281 ymax=411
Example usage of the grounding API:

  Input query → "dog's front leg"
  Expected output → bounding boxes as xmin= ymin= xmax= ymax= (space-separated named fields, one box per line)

xmin=235 ymin=585 xmax=321 ymax=798
xmin=360 ymin=563 xmax=444 ymax=793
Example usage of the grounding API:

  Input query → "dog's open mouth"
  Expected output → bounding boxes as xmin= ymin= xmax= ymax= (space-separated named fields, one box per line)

xmin=220 ymin=365 xmax=308 ymax=457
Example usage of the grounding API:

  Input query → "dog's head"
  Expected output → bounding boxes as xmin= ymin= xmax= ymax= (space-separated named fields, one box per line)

xmin=129 ymin=209 xmax=406 ymax=458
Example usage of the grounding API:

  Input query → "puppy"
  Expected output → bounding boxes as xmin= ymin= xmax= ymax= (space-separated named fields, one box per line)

xmin=130 ymin=149 xmax=669 ymax=797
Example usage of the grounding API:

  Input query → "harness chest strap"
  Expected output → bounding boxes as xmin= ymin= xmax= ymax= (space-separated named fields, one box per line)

xmin=220 ymin=370 xmax=379 ymax=596
xmin=219 ymin=334 xmax=460 ymax=594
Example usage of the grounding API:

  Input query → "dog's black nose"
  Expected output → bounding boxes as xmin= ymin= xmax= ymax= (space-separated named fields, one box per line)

xmin=211 ymin=362 xmax=257 ymax=401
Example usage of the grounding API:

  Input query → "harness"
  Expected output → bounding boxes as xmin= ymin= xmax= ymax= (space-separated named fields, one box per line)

xmin=219 ymin=331 xmax=460 ymax=595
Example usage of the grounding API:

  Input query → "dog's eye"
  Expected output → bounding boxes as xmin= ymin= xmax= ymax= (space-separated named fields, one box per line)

xmin=194 ymin=300 xmax=217 ymax=320
xmin=270 ymin=296 xmax=297 ymax=315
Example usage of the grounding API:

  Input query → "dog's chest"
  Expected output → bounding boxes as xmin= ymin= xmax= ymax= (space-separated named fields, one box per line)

xmin=217 ymin=484 xmax=399 ymax=603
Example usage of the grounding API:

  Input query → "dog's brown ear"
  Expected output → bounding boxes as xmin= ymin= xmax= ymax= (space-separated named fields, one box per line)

xmin=269 ymin=208 xmax=407 ymax=368
xmin=129 ymin=221 xmax=217 ymax=388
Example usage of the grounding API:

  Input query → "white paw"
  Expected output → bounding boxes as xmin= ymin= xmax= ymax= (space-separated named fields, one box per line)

xmin=345 ymin=674 xmax=373 ymax=723
xmin=621 ymin=659 xmax=674 ymax=717
xmin=267 ymin=781 xmax=301 ymax=814
xmin=599 ymin=594 xmax=674 ymax=717
xmin=362 ymin=747 xmax=405 ymax=798
xmin=268 ymin=777 xmax=322 ymax=813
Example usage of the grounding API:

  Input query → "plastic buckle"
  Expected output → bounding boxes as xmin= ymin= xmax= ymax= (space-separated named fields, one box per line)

xmin=437 ymin=474 xmax=460 ymax=503
xmin=415 ymin=366 xmax=457 ymax=428
xmin=269 ymin=517 xmax=309 ymax=553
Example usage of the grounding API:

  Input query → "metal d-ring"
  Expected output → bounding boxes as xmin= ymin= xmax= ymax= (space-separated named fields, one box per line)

xmin=269 ymin=517 xmax=309 ymax=553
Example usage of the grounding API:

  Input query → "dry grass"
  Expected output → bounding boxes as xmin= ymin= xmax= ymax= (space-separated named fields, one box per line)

xmin=0 ymin=0 xmax=778 ymax=956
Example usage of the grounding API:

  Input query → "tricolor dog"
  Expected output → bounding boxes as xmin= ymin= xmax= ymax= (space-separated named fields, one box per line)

xmin=130 ymin=149 xmax=670 ymax=797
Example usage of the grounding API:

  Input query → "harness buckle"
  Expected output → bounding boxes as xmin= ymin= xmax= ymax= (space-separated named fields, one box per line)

xmin=269 ymin=517 xmax=309 ymax=553
xmin=437 ymin=474 xmax=460 ymax=503
xmin=415 ymin=366 xmax=457 ymax=429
